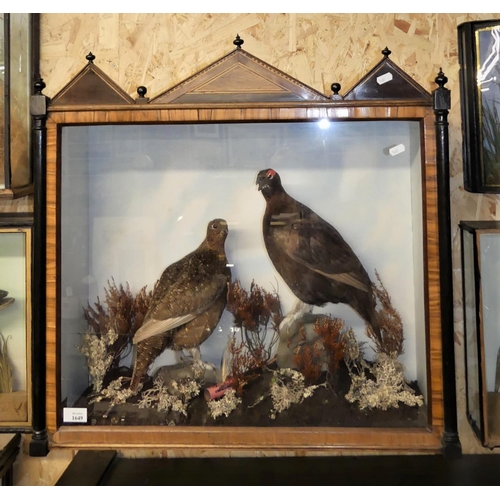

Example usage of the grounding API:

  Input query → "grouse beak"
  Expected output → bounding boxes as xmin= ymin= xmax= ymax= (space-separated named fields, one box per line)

xmin=256 ymin=174 xmax=266 ymax=192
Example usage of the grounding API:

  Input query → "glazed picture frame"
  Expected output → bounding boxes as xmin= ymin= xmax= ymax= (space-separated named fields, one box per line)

xmin=458 ymin=19 xmax=500 ymax=193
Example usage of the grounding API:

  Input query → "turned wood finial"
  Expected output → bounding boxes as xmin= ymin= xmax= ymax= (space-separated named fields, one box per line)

xmin=86 ymin=52 xmax=96 ymax=63
xmin=382 ymin=47 xmax=391 ymax=58
xmin=34 ymin=76 xmax=46 ymax=95
xmin=331 ymin=83 xmax=341 ymax=95
xmin=233 ymin=34 xmax=244 ymax=49
xmin=435 ymin=68 xmax=448 ymax=88
xmin=137 ymin=86 xmax=147 ymax=98
xmin=330 ymin=82 xmax=343 ymax=100
xmin=433 ymin=67 xmax=450 ymax=112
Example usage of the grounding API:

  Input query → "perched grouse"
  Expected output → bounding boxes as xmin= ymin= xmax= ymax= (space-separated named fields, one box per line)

xmin=130 ymin=219 xmax=231 ymax=391
xmin=256 ymin=169 xmax=381 ymax=341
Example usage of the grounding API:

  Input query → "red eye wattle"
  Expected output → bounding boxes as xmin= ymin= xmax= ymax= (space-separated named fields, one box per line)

xmin=266 ymin=169 xmax=276 ymax=179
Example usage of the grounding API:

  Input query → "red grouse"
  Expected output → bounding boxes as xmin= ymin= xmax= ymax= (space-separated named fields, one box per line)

xmin=130 ymin=219 xmax=231 ymax=391
xmin=256 ymin=169 xmax=381 ymax=342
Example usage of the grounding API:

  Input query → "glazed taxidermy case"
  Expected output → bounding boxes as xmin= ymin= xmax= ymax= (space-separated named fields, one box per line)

xmin=37 ymin=38 xmax=458 ymax=454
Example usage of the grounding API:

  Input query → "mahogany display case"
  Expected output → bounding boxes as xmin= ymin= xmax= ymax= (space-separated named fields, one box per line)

xmin=36 ymin=39 xmax=459 ymax=455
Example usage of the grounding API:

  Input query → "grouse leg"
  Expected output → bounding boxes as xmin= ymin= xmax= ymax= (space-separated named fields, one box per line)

xmin=279 ymin=298 xmax=314 ymax=337
xmin=187 ymin=347 xmax=217 ymax=377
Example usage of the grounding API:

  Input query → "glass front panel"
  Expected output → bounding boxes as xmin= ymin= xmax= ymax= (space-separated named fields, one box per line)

xmin=0 ymin=14 xmax=4 ymax=188
xmin=479 ymin=231 xmax=500 ymax=445
xmin=59 ymin=120 xmax=428 ymax=428
xmin=462 ymin=228 xmax=482 ymax=432
xmin=0 ymin=14 xmax=31 ymax=191
xmin=7 ymin=13 xmax=30 ymax=188
xmin=476 ymin=25 xmax=500 ymax=188
xmin=0 ymin=227 xmax=30 ymax=425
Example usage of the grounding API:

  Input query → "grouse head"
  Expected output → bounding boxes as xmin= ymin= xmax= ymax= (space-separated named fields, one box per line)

xmin=205 ymin=218 xmax=229 ymax=249
xmin=256 ymin=169 xmax=284 ymax=200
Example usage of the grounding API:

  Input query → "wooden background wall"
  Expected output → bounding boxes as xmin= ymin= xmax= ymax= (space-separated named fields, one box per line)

xmin=10 ymin=12 xmax=500 ymax=484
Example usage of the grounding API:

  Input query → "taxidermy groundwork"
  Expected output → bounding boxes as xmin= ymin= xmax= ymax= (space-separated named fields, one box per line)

xmin=78 ymin=194 xmax=424 ymax=427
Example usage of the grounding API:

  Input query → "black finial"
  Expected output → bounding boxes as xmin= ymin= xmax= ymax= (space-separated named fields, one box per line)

xmin=330 ymin=82 xmax=343 ymax=100
xmin=34 ymin=76 xmax=46 ymax=95
xmin=86 ymin=52 xmax=96 ymax=64
xmin=233 ymin=34 xmax=244 ymax=49
xmin=137 ymin=86 xmax=147 ymax=98
xmin=331 ymin=83 xmax=341 ymax=95
xmin=435 ymin=68 xmax=448 ymax=88
xmin=382 ymin=47 xmax=391 ymax=58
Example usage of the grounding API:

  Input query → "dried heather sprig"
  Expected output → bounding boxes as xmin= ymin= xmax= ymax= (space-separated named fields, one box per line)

xmin=366 ymin=271 xmax=404 ymax=357
xmin=80 ymin=279 xmax=152 ymax=392
xmin=225 ymin=279 xmax=283 ymax=390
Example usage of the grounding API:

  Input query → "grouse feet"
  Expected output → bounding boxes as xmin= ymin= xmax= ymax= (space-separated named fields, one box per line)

xmin=279 ymin=299 xmax=313 ymax=337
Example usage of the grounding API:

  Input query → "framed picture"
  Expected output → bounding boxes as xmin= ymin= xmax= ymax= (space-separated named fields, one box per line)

xmin=459 ymin=19 xmax=500 ymax=193
xmin=0 ymin=219 xmax=32 ymax=428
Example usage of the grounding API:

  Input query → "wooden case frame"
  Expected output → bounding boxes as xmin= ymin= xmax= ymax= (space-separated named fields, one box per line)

xmin=0 ymin=217 xmax=32 ymax=429
xmin=39 ymin=44 xmax=458 ymax=454
xmin=459 ymin=220 xmax=500 ymax=448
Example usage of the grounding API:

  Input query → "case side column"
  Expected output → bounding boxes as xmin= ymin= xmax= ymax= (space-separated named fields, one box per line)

xmin=433 ymin=69 xmax=462 ymax=458
xmin=29 ymin=77 xmax=49 ymax=457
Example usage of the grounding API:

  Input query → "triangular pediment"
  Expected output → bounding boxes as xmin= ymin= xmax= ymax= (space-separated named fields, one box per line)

xmin=152 ymin=49 xmax=327 ymax=104
xmin=343 ymin=52 xmax=432 ymax=102
xmin=197 ymin=64 xmax=288 ymax=94
xmin=50 ymin=58 xmax=134 ymax=107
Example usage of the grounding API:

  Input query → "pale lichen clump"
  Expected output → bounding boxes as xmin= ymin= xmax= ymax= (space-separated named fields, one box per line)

xmin=344 ymin=331 xmax=423 ymax=411
xmin=207 ymin=389 xmax=242 ymax=419
xmin=80 ymin=328 xmax=118 ymax=393
xmin=138 ymin=378 xmax=201 ymax=416
xmin=269 ymin=368 xmax=323 ymax=419
xmin=90 ymin=376 xmax=136 ymax=408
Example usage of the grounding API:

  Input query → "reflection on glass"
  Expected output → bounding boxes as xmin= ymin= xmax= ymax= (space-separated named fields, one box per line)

xmin=462 ymin=229 xmax=481 ymax=430
xmin=479 ymin=232 xmax=500 ymax=444
xmin=477 ymin=25 xmax=500 ymax=187
xmin=0 ymin=13 xmax=32 ymax=192
xmin=8 ymin=13 xmax=30 ymax=188
xmin=0 ymin=14 xmax=4 ymax=189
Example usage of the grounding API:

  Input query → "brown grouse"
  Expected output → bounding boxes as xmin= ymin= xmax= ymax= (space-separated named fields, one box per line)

xmin=256 ymin=169 xmax=381 ymax=341
xmin=130 ymin=219 xmax=231 ymax=391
